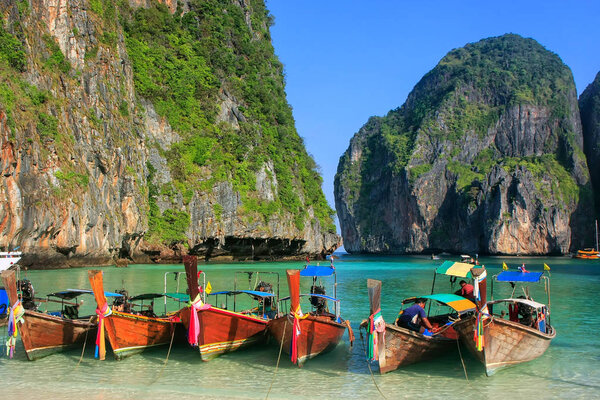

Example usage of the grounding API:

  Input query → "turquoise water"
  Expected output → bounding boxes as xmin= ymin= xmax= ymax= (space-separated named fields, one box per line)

xmin=1 ymin=254 xmax=599 ymax=399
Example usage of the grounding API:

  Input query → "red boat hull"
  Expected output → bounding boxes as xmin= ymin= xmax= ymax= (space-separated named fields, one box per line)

xmin=267 ymin=314 xmax=346 ymax=367
xmin=180 ymin=306 xmax=268 ymax=361
xmin=104 ymin=312 xmax=183 ymax=359
xmin=18 ymin=311 xmax=95 ymax=360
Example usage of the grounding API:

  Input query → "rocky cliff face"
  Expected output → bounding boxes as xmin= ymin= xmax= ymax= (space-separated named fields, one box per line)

xmin=0 ymin=0 xmax=339 ymax=268
xmin=335 ymin=34 xmax=593 ymax=255
xmin=579 ymin=71 xmax=600 ymax=220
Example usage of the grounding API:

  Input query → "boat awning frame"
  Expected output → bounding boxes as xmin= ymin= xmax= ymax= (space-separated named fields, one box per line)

xmin=489 ymin=298 xmax=546 ymax=309
xmin=279 ymin=293 xmax=339 ymax=302
xmin=208 ymin=290 xmax=275 ymax=298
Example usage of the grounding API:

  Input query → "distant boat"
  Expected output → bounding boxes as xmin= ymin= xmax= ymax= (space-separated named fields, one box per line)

xmin=0 ymin=251 xmax=22 ymax=272
xmin=574 ymin=220 xmax=600 ymax=259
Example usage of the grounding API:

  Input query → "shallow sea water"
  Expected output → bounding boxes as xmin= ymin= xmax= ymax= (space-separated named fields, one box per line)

xmin=1 ymin=253 xmax=599 ymax=399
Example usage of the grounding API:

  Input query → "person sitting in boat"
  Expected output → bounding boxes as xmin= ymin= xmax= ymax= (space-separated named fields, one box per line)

xmin=397 ymin=298 xmax=436 ymax=334
xmin=455 ymin=280 xmax=475 ymax=301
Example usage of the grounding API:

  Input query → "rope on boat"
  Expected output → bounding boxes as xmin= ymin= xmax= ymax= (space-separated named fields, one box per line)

xmin=455 ymin=337 xmax=469 ymax=382
xmin=359 ymin=324 xmax=387 ymax=399
xmin=74 ymin=316 xmax=94 ymax=369
xmin=265 ymin=318 xmax=287 ymax=400
xmin=150 ymin=322 xmax=177 ymax=385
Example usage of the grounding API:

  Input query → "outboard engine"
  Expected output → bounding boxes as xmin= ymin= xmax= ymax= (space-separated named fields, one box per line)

xmin=112 ymin=289 xmax=130 ymax=312
xmin=310 ymin=285 xmax=327 ymax=314
xmin=254 ymin=281 xmax=273 ymax=308
xmin=17 ymin=279 xmax=36 ymax=310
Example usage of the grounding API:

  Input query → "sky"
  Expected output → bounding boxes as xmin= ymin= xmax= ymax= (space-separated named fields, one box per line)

xmin=265 ymin=1 xmax=600 ymax=230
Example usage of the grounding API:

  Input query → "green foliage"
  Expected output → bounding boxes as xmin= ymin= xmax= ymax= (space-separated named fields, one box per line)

xmin=121 ymin=0 xmax=335 ymax=233
xmin=37 ymin=112 xmax=58 ymax=138
xmin=17 ymin=0 xmax=29 ymax=16
xmin=22 ymin=81 xmax=49 ymax=105
xmin=447 ymin=161 xmax=484 ymax=191
xmin=85 ymin=46 xmax=98 ymax=61
xmin=145 ymin=161 xmax=191 ymax=243
xmin=213 ymin=203 xmax=223 ymax=221
xmin=147 ymin=206 xmax=191 ymax=244
xmin=55 ymin=170 xmax=89 ymax=188
xmin=0 ymin=25 xmax=26 ymax=72
xmin=89 ymin=0 xmax=103 ymax=15
xmin=408 ymin=164 xmax=432 ymax=184
xmin=338 ymin=34 xmax=584 ymax=227
xmin=42 ymin=35 xmax=70 ymax=73
xmin=502 ymin=155 xmax=579 ymax=206
xmin=88 ymin=109 xmax=101 ymax=127
xmin=119 ymin=100 xmax=129 ymax=116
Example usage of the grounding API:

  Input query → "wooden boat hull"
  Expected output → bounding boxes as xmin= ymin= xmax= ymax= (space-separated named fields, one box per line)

xmin=180 ymin=306 xmax=268 ymax=361
xmin=104 ymin=312 xmax=182 ymax=359
xmin=377 ymin=323 xmax=455 ymax=374
xmin=18 ymin=311 xmax=96 ymax=360
xmin=454 ymin=316 xmax=555 ymax=376
xmin=267 ymin=314 xmax=346 ymax=367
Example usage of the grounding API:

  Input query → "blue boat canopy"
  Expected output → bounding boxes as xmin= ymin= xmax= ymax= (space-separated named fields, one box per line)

xmin=496 ymin=271 xmax=543 ymax=283
xmin=48 ymin=289 xmax=123 ymax=300
xmin=300 ymin=265 xmax=335 ymax=277
xmin=209 ymin=290 xmax=275 ymax=298
xmin=279 ymin=293 xmax=339 ymax=302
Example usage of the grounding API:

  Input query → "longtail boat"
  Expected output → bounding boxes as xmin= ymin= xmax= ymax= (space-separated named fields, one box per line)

xmin=0 ymin=269 xmax=114 ymax=360
xmin=180 ymin=255 xmax=277 ymax=361
xmin=267 ymin=265 xmax=352 ymax=367
xmin=574 ymin=248 xmax=600 ymax=259
xmin=87 ymin=270 xmax=186 ymax=360
xmin=574 ymin=220 xmax=600 ymax=259
xmin=363 ymin=279 xmax=475 ymax=374
xmin=454 ymin=267 xmax=556 ymax=376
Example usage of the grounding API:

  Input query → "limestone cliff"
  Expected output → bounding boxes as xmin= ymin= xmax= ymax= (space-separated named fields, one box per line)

xmin=579 ymin=71 xmax=600 ymax=220
xmin=335 ymin=34 xmax=593 ymax=255
xmin=0 ymin=0 xmax=339 ymax=268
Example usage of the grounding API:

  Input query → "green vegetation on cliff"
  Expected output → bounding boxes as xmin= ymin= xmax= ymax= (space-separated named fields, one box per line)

xmin=116 ymin=0 xmax=334 ymax=239
xmin=340 ymin=35 xmax=581 ymax=210
xmin=336 ymin=34 xmax=592 ymax=254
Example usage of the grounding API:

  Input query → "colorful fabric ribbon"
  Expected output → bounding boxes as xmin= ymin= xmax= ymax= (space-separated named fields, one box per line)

xmin=367 ymin=308 xmax=385 ymax=361
xmin=290 ymin=305 xmax=309 ymax=364
xmin=6 ymin=300 xmax=24 ymax=358
xmin=473 ymin=269 xmax=487 ymax=302
xmin=473 ymin=303 xmax=490 ymax=351
xmin=187 ymin=294 xmax=211 ymax=347
xmin=95 ymin=302 xmax=111 ymax=360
